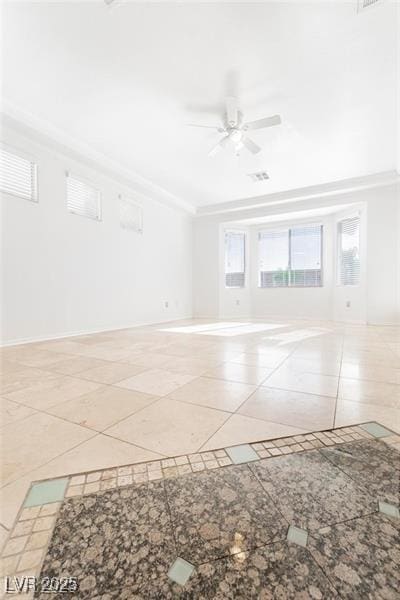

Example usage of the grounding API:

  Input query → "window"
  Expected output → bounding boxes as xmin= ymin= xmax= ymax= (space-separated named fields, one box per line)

xmin=66 ymin=173 xmax=101 ymax=220
xmin=0 ymin=145 xmax=38 ymax=202
xmin=338 ymin=216 xmax=360 ymax=286
xmin=119 ymin=195 xmax=143 ymax=233
xmin=259 ymin=224 xmax=322 ymax=288
xmin=225 ymin=231 xmax=245 ymax=288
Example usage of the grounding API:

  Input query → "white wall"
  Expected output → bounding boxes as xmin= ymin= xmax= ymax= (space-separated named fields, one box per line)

xmin=366 ymin=185 xmax=400 ymax=324
xmin=1 ymin=123 xmax=193 ymax=345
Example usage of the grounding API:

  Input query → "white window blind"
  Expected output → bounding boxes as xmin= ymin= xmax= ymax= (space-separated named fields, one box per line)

xmin=259 ymin=229 xmax=289 ymax=287
xmin=66 ymin=173 xmax=101 ymax=220
xmin=338 ymin=216 xmax=360 ymax=286
xmin=0 ymin=146 xmax=38 ymax=202
xmin=119 ymin=196 xmax=143 ymax=233
xmin=259 ymin=224 xmax=322 ymax=288
xmin=225 ymin=231 xmax=245 ymax=288
xmin=290 ymin=225 xmax=322 ymax=287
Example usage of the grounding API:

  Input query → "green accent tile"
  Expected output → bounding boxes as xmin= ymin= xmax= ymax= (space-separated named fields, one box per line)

xmin=24 ymin=479 xmax=68 ymax=508
xmin=360 ymin=422 xmax=392 ymax=438
xmin=168 ymin=557 xmax=195 ymax=586
xmin=226 ymin=444 xmax=259 ymax=464
xmin=378 ymin=501 xmax=400 ymax=519
xmin=287 ymin=525 xmax=308 ymax=547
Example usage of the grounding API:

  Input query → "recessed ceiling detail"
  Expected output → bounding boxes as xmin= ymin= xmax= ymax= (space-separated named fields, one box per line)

xmin=1 ymin=1 xmax=396 ymax=208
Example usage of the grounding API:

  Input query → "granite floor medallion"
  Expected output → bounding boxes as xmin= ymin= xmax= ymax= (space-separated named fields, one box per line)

xmin=1 ymin=422 xmax=399 ymax=599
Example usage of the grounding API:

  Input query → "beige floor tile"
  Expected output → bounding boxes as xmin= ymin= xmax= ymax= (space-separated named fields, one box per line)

xmin=0 ymin=524 xmax=8 ymax=553
xmin=78 ymin=362 xmax=147 ymax=384
xmin=1 ymin=348 xmax=71 ymax=369
xmin=0 ymin=360 xmax=26 ymax=376
xmin=228 ymin=352 xmax=287 ymax=369
xmin=0 ymin=476 xmax=33 ymax=530
xmin=167 ymin=377 xmax=256 ymax=412
xmin=116 ymin=369 xmax=196 ymax=396
xmin=340 ymin=363 xmax=400 ymax=385
xmin=4 ymin=376 xmax=104 ymax=410
xmin=334 ymin=398 xmax=400 ymax=433
xmin=338 ymin=377 xmax=400 ymax=408
xmin=47 ymin=386 xmax=156 ymax=431
xmin=161 ymin=355 xmax=219 ymax=376
xmin=203 ymin=363 xmax=273 ymax=385
xmin=0 ymin=368 xmax=59 ymax=395
xmin=105 ymin=397 xmax=229 ymax=456
xmin=47 ymin=356 xmax=110 ymax=375
xmin=238 ymin=387 xmax=335 ymax=431
xmin=200 ymin=414 xmax=309 ymax=451
xmin=0 ymin=397 xmax=37 ymax=429
xmin=1 ymin=412 xmax=95 ymax=486
xmin=263 ymin=365 xmax=339 ymax=398
xmin=281 ymin=356 xmax=341 ymax=377
xmin=122 ymin=352 xmax=172 ymax=369
xmin=31 ymin=434 xmax=163 ymax=481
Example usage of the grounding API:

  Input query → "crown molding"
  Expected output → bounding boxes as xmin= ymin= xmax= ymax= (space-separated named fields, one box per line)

xmin=1 ymin=101 xmax=195 ymax=215
xmin=197 ymin=170 xmax=400 ymax=217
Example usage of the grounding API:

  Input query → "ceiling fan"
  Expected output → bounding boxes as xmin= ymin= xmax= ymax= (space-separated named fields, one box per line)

xmin=188 ymin=96 xmax=281 ymax=157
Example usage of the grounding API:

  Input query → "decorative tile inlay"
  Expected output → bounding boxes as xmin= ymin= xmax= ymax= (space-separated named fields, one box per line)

xmin=167 ymin=557 xmax=195 ymax=586
xmin=321 ymin=440 xmax=400 ymax=505
xmin=287 ymin=525 xmax=308 ymax=547
xmin=0 ymin=421 xmax=397 ymax=598
xmin=36 ymin=481 xmax=177 ymax=598
xmin=378 ymin=501 xmax=400 ymax=519
xmin=165 ymin=464 xmax=287 ymax=563
xmin=360 ymin=421 xmax=393 ymax=438
xmin=225 ymin=443 xmax=259 ymax=464
xmin=309 ymin=513 xmax=400 ymax=599
xmin=250 ymin=450 xmax=377 ymax=530
xmin=183 ymin=541 xmax=338 ymax=598
xmin=24 ymin=479 xmax=68 ymax=508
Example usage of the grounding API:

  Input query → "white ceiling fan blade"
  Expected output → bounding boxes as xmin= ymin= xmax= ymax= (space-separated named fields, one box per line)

xmin=242 ymin=137 xmax=261 ymax=154
xmin=187 ymin=123 xmax=223 ymax=131
xmin=208 ymin=135 xmax=230 ymax=157
xmin=244 ymin=114 xmax=282 ymax=131
xmin=226 ymin=96 xmax=238 ymax=127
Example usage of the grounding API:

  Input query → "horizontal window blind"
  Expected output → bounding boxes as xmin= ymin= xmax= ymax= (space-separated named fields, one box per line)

xmin=120 ymin=196 xmax=143 ymax=233
xmin=0 ymin=146 xmax=38 ymax=201
xmin=259 ymin=229 xmax=289 ymax=287
xmin=290 ymin=225 xmax=322 ymax=287
xmin=66 ymin=173 xmax=101 ymax=220
xmin=259 ymin=225 xmax=322 ymax=288
xmin=338 ymin=216 xmax=360 ymax=286
xmin=225 ymin=231 xmax=245 ymax=288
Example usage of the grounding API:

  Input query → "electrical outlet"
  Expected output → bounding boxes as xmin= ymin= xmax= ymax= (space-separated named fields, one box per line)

xmin=164 ymin=301 xmax=169 ymax=308
xmin=236 ymin=300 xmax=240 ymax=306
xmin=346 ymin=300 xmax=351 ymax=308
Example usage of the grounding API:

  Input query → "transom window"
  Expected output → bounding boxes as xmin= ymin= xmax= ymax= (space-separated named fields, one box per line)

xmin=66 ymin=173 xmax=101 ymax=221
xmin=259 ymin=224 xmax=323 ymax=288
xmin=0 ymin=145 xmax=38 ymax=202
xmin=225 ymin=231 xmax=245 ymax=288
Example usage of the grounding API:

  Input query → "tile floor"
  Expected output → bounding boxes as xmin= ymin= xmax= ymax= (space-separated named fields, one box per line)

xmin=1 ymin=318 xmax=400 ymax=541
xmin=1 ymin=427 xmax=398 ymax=598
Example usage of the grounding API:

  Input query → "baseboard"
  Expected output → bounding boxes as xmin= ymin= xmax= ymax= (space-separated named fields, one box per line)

xmin=0 ymin=314 xmax=193 ymax=347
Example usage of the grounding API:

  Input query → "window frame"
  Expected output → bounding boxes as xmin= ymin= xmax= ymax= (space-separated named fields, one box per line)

xmin=0 ymin=142 xmax=38 ymax=203
xmin=336 ymin=214 xmax=361 ymax=287
xmin=66 ymin=171 xmax=102 ymax=222
xmin=119 ymin=194 xmax=143 ymax=234
xmin=257 ymin=222 xmax=323 ymax=289
xmin=224 ymin=229 xmax=246 ymax=289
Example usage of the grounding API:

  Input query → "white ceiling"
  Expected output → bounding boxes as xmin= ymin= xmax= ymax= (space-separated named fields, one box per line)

xmin=2 ymin=1 xmax=397 ymax=209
